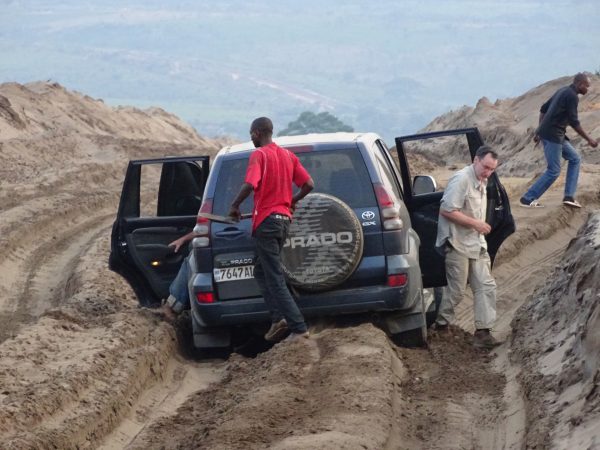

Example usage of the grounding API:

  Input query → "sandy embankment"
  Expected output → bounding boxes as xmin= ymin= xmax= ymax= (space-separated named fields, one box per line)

xmin=0 ymin=81 xmax=225 ymax=449
xmin=512 ymin=211 xmax=600 ymax=449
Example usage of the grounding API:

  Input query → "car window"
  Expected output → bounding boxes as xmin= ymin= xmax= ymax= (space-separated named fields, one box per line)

xmin=376 ymin=140 xmax=404 ymax=197
xmin=212 ymin=148 xmax=376 ymax=214
xmin=157 ymin=161 xmax=205 ymax=217
xmin=212 ymin=158 xmax=254 ymax=216
xmin=139 ymin=164 xmax=162 ymax=217
xmin=296 ymin=148 xmax=375 ymax=208
xmin=401 ymin=134 xmax=472 ymax=193
xmin=372 ymin=141 xmax=403 ymax=203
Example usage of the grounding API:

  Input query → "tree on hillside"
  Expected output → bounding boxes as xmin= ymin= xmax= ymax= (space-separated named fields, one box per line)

xmin=278 ymin=111 xmax=353 ymax=136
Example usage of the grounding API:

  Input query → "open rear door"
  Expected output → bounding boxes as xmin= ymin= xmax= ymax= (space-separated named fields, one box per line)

xmin=109 ymin=156 xmax=209 ymax=305
xmin=395 ymin=128 xmax=515 ymax=288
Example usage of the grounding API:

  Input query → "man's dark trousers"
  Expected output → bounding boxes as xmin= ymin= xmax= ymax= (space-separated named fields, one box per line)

xmin=253 ymin=215 xmax=307 ymax=334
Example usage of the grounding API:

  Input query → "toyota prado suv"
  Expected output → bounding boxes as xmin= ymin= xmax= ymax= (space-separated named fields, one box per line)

xmin=109 ymin=128 xmax=514 ymax=350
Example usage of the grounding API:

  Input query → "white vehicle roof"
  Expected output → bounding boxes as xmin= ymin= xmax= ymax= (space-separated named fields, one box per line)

xmin=219 ymin=132 xmax=381 ymax=155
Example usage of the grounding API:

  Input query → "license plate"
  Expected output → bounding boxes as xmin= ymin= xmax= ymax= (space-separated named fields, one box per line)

xmin=213 ymin=265 xmax=254 ymax=283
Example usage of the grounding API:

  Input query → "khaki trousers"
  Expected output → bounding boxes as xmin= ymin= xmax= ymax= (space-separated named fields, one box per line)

xmin=437 ymin=247 xmax=496 ymax=330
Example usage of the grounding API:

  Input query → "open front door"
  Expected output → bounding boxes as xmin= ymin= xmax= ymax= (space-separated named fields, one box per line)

xmin=395 ymin=128 xmax=515 ymax=288
xmin=109 ymin=155 xmax=209 ymax=306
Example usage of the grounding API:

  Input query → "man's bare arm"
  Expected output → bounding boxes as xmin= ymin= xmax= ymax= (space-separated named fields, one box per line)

xmin=440 ymin=209 xmax=491 ymax=235
xmin=291 ymin=178 xmax=314 ymax=211
xmin=573 ymin=125 xmax=598 ymax=147
xmin=228 ymin=182 xmax=254 ymax=221
xmin=169 ymin=231 xmax=200 ymax=252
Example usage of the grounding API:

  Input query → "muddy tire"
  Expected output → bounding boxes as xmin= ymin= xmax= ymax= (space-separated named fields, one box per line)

xmin=386 ymin=289 xmax=428 ymax=348
xmin=391 ymin=322 xmax=428 ymax=348
xmin=190 ymin=313 xmax=231 ymax=357
xmin=425 ymin=287 xmax=444 ymax=327
xmin=282 ymin=193 xmax=363 ymax=292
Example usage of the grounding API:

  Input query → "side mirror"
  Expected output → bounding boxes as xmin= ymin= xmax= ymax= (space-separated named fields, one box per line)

xmin=412 ymin=175 xmax=437 ymax=195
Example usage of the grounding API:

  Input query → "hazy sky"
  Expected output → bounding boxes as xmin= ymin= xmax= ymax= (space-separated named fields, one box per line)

xmin=2 ymin=0 xmax=599 ymax=142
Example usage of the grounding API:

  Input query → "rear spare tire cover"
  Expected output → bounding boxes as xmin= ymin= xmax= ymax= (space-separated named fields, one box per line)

xmin=282 ymin=192 xmax=363 ymax=292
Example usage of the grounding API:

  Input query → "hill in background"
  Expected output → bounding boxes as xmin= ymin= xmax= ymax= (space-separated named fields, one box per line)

xmin=419 ymin=74 xmax=600 ymax=177
xmin=1 ymin=74 xmax=599 ymax=187
xmin=0 ymin=81 xmax=226 ymax=194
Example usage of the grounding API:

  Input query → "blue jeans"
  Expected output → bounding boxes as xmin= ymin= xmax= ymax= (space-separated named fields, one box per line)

xmin=254 ymin=216 xmax=307 ymax=334
xmin=169 ymin=255 xmax=191 ymax=311
xmin=523 ymin=139 xmax=581 ymax=202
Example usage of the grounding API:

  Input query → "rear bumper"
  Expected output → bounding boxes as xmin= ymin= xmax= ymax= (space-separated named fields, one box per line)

xmin=191 ymin=283 xmax=416 ymax=327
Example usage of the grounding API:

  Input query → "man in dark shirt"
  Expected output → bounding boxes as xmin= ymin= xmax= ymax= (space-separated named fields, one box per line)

xmin=520 ymin=73 xmax=597 ymax=208
xmin=228 ymin=117 xmax=314 ymax=343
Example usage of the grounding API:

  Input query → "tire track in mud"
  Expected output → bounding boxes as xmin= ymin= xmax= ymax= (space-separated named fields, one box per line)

xmin=0 ymin=157 xmax=120 ymax=341
xmin=0 ymin=315 xmax=178 ymax=449
xmin=0 ymin=190 xmax=116 ymax=267
xmin=0 ymin=155 xmax=227 ymax=449
xmin=125 ymin=325 xmax=395 ymax=450
xmin=0 ymin=193 xmax=225 ymax=449
xmin=19 ymin=214 xmax=113 ymax=308
xmin=0 ymin=229 xmax=220 ymax=450
xmin=388 ymin=329 xmax=507 ymax=450
xmin=97 ymin=358 xmax=224 ymax=450
xmin=0 ymin=205 xmax=115 ymax=343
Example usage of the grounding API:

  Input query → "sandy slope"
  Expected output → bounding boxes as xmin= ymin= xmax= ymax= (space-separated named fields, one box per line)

xmin=0 ymin=79 xmax=599 ymax=449
xmin=511 ymin=211 xmax=600 ymax=449
xmin=421 ymin=74 xmax=600 ymax=176
xmin=0 ymin=81 xmax=226 ymax=449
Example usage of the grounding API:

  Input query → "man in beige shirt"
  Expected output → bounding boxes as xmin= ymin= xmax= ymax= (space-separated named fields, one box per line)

xmin=433 ymin=145 xmax=501 ymax=349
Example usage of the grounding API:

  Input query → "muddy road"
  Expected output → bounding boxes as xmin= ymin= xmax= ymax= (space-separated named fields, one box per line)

xmin=1 ymin=162 xmax=598 ymax=449
xmin=1 ymin=80 xmax=599 ymax=449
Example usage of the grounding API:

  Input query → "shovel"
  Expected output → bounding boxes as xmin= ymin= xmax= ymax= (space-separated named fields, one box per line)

xmin=197 ymin=212 xmax=253 ymax=224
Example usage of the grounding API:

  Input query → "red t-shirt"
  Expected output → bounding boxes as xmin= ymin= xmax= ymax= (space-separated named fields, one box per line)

xmin=244 ymin=142 xmax=311 ymax=231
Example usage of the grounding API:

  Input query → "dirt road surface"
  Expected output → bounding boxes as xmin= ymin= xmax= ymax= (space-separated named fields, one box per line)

xmin=1 ymin=81 xmax=599 ymax=449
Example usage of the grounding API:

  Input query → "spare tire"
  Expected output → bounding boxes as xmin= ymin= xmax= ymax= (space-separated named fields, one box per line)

xmin=281 ymin=192 xmax=363 ymax=292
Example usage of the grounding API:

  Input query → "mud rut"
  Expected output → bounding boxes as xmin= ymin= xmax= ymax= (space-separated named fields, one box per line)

xmin=0 ymin=169 xmax=598 ymax=449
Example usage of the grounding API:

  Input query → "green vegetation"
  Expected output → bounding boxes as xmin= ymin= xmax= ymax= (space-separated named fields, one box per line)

xmin=278 ymin=111 xmax=354 ymax=136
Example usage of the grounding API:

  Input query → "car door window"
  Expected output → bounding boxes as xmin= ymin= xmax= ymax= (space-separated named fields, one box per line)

xmin=373 ymin=144 xmax=402 ymax=204
xmin=138 ymin=164 xmax=163 ymax=217
xmin=157 ymin=161 xmax=206 ymax=217
xmin=399 ymin=134 xmax=472 ymax=194
xmin=373 ymin=140 xmax=403 ymax=201
xmin=136 ymin=161 xmax=206 ymax=218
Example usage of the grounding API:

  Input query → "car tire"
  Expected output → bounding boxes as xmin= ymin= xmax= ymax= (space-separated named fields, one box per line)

xmin=281 ymin=192 xmax=363 ymax=292
xmin=386 ymin=289 xmax=428 ymax=348
xmin=190 ymin=313 xmax=231 ymax=356
xmin=425 ymin=287 xmax=444 ymax=327
xmin=391 ymin=322 xmax=428 ymax=348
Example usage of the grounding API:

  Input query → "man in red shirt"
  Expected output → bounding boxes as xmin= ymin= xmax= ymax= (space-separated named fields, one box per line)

xmin=228 ymin=117 xmax=314 ymax=342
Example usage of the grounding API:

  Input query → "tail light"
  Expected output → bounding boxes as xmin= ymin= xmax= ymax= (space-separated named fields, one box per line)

xmin=387 ymin=273 xmax=408 ymax=287
xmin=374 ymin=183 xmax=403 ymax=230
xmin=193 ymin=199 xmax=213 ymax=248
xmin=195 ymin=292 xmax=214 ymax=304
